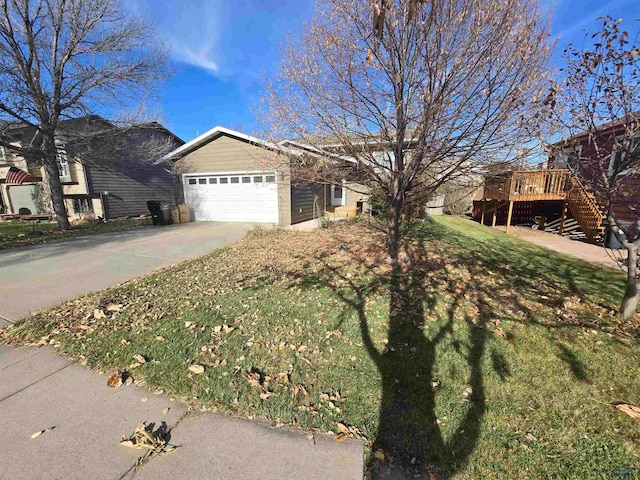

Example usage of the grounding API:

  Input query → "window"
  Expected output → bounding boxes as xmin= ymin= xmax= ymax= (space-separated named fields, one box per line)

xmin=188 ymin=178 xmax=197 ymax=185
xmin=219 ymin=177 xmax=229 ymax=184
xmin=554 ymin=145 xmax=582 ymax=172
xmin=265 ymin=175 xmax=276 ymax=183
xmin=0 ymin=146 xmax=6 ymax=165
xmin=333 ymin=185 xmax=343 ymax=198
xmin=610 ymin=135 xmax=640 ymax=176
xmin=209 ymin=177 xmax=217 ymax=184
xmin=242 ymin=176 xmax=251 ymax=183
xmin=198 ymin=178 xmax=207 ymax=184
xmin=253 ymin=176 xmax=263 ymax=183
xmin=230 ymin=177 xmax=240 ymax=184
xmin=56 ymin=147 xmax=71 ymax=181
xmin=72 ymin=197 xmax=93 ymax=214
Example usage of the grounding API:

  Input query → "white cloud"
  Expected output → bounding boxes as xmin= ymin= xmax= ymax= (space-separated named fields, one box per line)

xmin=130 ymin=0 xmax=223 ymax=75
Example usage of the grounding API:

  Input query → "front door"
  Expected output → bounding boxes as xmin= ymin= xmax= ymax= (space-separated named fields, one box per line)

xmin=331 ymin=184 xmax=345 ymax=207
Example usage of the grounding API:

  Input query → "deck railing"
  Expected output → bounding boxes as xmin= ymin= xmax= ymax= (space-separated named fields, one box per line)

xmin=482 ymin=168 xmax=605 ymax=240
xmin=484 ymin=169 xmax=572 ymax=201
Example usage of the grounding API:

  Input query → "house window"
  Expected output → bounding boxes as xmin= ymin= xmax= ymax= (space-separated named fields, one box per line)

xmin=188 ymin=178 xmax=197 ymax=185
xmin=253 ymin=176 xmax=263 ymax=183
xmin=610 ymin=135 xmax=640 ymax=176
xmin=242 ymin=176 xmax=251 ymax=183
xmin=333 ymin=185 xmax=343 ymax=199
xmin=265 ymin=175 xmax=276 ymax=183
xmin=219 ymin=177 xmax=228 ymax=184
xmin=209 ymin=177 xmax=217 ymax=184
xmin=554 ymin=145 xmax=582 ymax=172
xmin=198 ymin=178 xmax=207 ymax=185
xmin=230 ymin=177 xmax=240 ymax=184
xmin=56 ymin=147 xmax=71 ymax=182
xmin=72 ymin=197 xmax=93 ymax=214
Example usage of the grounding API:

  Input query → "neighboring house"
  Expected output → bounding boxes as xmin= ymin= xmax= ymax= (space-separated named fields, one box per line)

xmin=549 ymin=117 xmax=640 ymax=225
xmin=165 ymin=126 xmax=328 ymax=226
xmin=0 ymin=117 xmax=184 ymax=219
xmin=475 ymin=116 xmax=639 ymax=244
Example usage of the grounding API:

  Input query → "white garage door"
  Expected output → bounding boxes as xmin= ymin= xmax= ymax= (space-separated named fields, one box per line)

xmin=184 ymin=172 xmax=278 ymax=223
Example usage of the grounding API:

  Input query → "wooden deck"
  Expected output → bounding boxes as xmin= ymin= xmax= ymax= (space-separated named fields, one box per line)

xmin=483 ymin=169 xmax=572 ymax=202
xmin=480 ymin=169 xmax=604 ymax=240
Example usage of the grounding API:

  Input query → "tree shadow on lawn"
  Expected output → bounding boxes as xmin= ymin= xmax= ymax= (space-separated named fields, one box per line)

xmin=284 ymin=219 xmax=629 ymax=477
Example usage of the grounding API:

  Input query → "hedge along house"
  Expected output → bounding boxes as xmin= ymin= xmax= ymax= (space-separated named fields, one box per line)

xmin=0 ymin=116 xmax=184 ymax=219
xmin=165 ymin=126 xmax=333 ymax=226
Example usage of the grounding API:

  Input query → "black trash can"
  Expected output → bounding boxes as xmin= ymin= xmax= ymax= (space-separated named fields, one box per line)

xmin=147 ymin=200 xmax=172 ymax=226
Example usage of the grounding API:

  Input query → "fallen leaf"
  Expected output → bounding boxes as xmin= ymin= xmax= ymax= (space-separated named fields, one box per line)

xmin=184 ymin=321 xmax=193 ymax=328
xmin=141 ymin=396 xmax=149 ymax=403
xmin=223 ymin=325 xmax=235 ymax=334
xmin=93 ymin=309 xmax=106 ymax=319
xmin=188 ymin=364 xmax=205 ymax=375
xmin=374 ymin=449 xmax=385 ymax=461
xmin=133 ymin=355 xmax=146 ymax=364
xmin=615 ymin=403 xmax=640 ymax=419
xmin=30 ymin=430 xmax=44 ymax=439
xmin=260 ymin=392 xmax=275 ymax=400
xmin=107 ymin=371 xmax=127 ymax=388
xmin=107 ymin=304 xmax=123 ymax=312
xmin=336 ymin=422 xmax=349 ymax=434
xmin=335 ymin=432 xmax=349 ymax=443
xmin=162 ymin=407 xmax=170 ymax=415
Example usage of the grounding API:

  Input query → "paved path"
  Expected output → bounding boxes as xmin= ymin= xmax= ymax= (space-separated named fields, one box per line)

xmin=0 ymin=345 xmax=363 ymax=480
xmin=498 ymin=226 xmax=624 ymax=270
xmin=0 ymin=222 xmax=253 ymax=326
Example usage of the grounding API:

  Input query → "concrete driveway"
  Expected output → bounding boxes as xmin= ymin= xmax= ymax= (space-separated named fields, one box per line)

xmin=0 ymin=222 xmax=253 ymax=325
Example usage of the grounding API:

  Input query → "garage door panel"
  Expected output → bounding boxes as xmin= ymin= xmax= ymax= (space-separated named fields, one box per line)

xmin=184 ymin=174 xmax=278 ymax=223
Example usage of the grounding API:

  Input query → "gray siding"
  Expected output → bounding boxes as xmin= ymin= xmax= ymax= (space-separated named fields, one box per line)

xmin=86 ymin=160 xmax=176 ymax=219
xmin=291 ymin=183 xmax=325 ymax=225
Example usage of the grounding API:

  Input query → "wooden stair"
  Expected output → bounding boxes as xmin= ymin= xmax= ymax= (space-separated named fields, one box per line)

xmin=325 ymin=206 xmax=358 ymax=220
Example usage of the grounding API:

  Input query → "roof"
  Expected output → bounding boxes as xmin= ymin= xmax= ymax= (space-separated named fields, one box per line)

xmin=278 ymin=139 xmax=357 ymax=164
xmin=163 ymin=126 xmax=301 ymax=161
xmin=552 ymin=112 xmax=640 ymax=148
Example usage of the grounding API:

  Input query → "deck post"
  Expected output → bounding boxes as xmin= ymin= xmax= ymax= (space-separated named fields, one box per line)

xmin=491 ymin=201 xmax=498 ymax=228
xmin=480 ymin=200 xmax=486 ymax=225
xmin=558 ymin=199 xmax=567 ymax=236
xmin=505 ymin=200 xmax=514 ymax=234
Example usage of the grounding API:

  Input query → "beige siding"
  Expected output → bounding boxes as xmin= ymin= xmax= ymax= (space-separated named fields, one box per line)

xmin=60 ymin=160 xmax=89 ymax=195
xmin=344 ymin=183 xmax=370 ymax=209
xmin=175 ymin=134 xmax=292 ymax=226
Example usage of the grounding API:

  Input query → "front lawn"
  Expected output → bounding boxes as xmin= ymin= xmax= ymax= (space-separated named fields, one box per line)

xmin=0 ymin=217 xmax=152 ymax=250
xmin=2 ymin=217 xmax=639 ymax=478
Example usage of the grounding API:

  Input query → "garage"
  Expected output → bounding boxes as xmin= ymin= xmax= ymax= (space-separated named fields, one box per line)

xmin=184 ymin=172 xmax=278 ymax=223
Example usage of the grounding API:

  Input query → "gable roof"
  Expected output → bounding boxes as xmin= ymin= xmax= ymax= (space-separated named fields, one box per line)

xmin=278 ymin=139 xmax=357 ymax=164
xmin=163 ymin=126 xmax=300 ymax=161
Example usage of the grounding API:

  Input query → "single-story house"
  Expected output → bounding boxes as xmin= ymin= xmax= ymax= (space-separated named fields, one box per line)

xmin=0 ymin=116 xmax=184 ymax=219
xmin=164 ymin=126 xmax=369 ymax=226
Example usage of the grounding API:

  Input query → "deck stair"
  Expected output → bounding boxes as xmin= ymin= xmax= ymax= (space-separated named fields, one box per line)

xmin=481 ymin=169 xmax=606 ymax=242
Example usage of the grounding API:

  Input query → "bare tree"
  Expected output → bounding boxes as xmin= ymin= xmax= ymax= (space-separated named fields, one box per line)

xmin=550 ymin=16 xmax=639 ymax=320
xmin=0 ymin=0 xmax=169 ymax=229
xmin=264 ymin=0 xmax=552 ymax=261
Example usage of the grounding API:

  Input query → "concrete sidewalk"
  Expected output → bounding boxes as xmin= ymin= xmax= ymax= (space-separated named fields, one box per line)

xmin=0 ymin=345 xmax=363 ymax=480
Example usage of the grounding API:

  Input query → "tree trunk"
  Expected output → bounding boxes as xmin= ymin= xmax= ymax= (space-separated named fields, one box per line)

xmin=42 ymin=135 xmax=71 ymax=230
xmin=387 ymin=190 xmax=404 ymax=264
xmin=620 ymin=246 xmax=639 ymax=320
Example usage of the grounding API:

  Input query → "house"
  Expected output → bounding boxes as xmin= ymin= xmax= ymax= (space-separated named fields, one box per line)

xmin=475 ymin=116 xmax=639 ymax=245
xmin=164 ymin=126 xmax=366 ymax=226
xmin=0 ymin=117 xmax=184 ymax=220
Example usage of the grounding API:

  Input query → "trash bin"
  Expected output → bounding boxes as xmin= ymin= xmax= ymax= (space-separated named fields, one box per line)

xmin=147 ymin=200 xmax=172 ymax=226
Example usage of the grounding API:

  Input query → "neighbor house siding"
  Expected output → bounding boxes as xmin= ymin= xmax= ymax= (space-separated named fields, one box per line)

xmin=175 ymin=133 xmax=292 ymax=226
xmin=86 ymin=161 xmax=175 ymax=219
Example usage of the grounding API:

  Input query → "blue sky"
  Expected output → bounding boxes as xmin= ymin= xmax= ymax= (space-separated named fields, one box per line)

xmin=131 ymin=0 xmax=639 ymax=142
